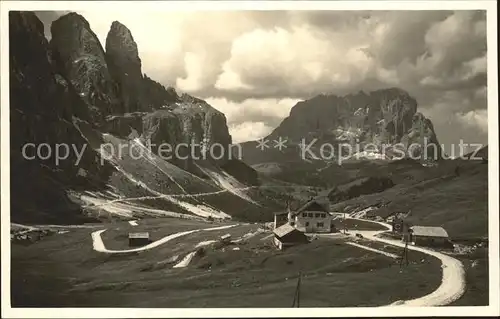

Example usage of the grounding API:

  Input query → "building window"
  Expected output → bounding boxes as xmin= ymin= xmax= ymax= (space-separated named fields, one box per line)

xmin=290 ymin=221 xmax=295 ymax=226
xmin=305 ymin=222 xmax=310 ymax=227
xmin=317 ymin=222 xmax=324 ymax=227
xmin=320 ymin=213 xmax=326 ymax=218
xmin=315 ymin=213 xmax=321 ymax=218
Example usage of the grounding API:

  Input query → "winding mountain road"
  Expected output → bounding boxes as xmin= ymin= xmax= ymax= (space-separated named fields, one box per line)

xmin=345 ymin=216 xmax=466 ymax=306
xmin=89 ymin=213 xmax=465 ymax=306
xmin=91 ymin=224 xmax=238 ymax=254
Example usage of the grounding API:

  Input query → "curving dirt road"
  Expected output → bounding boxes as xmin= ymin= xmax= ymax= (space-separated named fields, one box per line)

xmin=91 ymin=224 xmax=238 ymax=254
xmin=345 ymin=216 xmax=466 ymax=306
xmin=89 ymin=215 xmax=466 ymax=306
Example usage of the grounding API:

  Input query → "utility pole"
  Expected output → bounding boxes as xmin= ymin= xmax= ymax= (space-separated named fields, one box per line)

xmin=400 ymin=239 xmax=409 ymax=267
xmin=420 ymin=119 xmax=425 ymax=164
xmin=292 ymin=271 xmax=302 ymax=307
xmin=343 ymin=212 xmax=348 ymax=234
xmin=400 ymin=228 xmax=412 ymax=268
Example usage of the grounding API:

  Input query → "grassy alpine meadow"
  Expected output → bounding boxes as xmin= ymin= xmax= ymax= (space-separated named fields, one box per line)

xmin=11 ymin=218 xmax=443 ymax=308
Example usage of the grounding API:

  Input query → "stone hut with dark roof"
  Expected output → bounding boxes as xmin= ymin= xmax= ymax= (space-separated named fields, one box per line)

xmin=273 ymin=223 xmax=309 ymax=250
xmin=407 ymin=226 xmax=450 ymax=247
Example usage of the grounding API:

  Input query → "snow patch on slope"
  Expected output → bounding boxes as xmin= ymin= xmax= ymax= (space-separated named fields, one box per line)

xmin=232 ymin=229 xmax=265 ymax=243
xmin=98 ymin=143 xmax=231 ymax=219
xmin=72 ymin=121 xmax=234 ymax=220
xmin=349 ymin=206 xmax=377 ymax=219
xmin=195 ymin=163 xmax=257 ymax=204
xmin=350 ymin=151 xmax=389 ymax=161
xmin=335 ymin=127 xmax=362 ymax=141
xmin=195 ymin=240 xmax=217 ymax=248
xmin=79 ymin=193 xmax=199 ymax=219
xmin=80 ymin=194 xmax=134 ymax=218
xmin=132 ymin=137 xmax=215 ymax=187
xmin=173 ymin=251 xmax=198 ymax=268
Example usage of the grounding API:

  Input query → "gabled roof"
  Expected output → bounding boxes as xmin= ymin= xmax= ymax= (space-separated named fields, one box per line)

xmin=410 ymin=226 xmax=448 ymax=238
xmin=273 ymin=223 xmax=298 ymax=238
xmin=129 ymin=232 xmax=149 ymax=238
xmin=296 ymin=200 xmax=329 ymax=214
xmin=274 ymin=211 xmax=289 ymax=216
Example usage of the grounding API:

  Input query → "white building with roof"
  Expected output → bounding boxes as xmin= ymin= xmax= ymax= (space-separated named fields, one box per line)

xmin=292 ymin=200 xmax=335 ymax=233
xmin=273 ymin=199 xmax=335 ymax=233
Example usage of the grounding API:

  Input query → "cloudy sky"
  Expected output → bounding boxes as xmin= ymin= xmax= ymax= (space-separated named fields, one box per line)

xmin=36 ymin=10 xmax=488 ymax=153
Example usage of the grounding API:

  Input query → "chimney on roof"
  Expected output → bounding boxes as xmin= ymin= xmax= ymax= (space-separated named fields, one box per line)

xmin=286 ymin=200 xmax=294 ymax=224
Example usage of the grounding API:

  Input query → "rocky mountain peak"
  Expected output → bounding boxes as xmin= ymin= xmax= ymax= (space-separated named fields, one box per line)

xmin=50 ymin=12 xmax=121 ymax=123
xmin=101 ymin=20 xmax=233 ymax=163
xmin=11 ymin=10 xmax=45 ymax=35
xmin=107 ymin=21 xmax=140 ymax=58
xmin=10 ymin=11 xmax=262 ymax=224
xmin=10 ymin=11 xmax=113 ymax=223
xmin=50 ymin=12 xmax=104 ymax=63
xmin=266 ymin=87 xmax=441 ymax=160
xmin=105 ymin=20 xmax=144 ymax=113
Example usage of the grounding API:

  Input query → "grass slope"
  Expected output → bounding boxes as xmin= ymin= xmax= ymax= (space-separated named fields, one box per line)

xmin=79 ymin=133 xmax=283 ymax=221
xmin=11 ymin=218 xmax=443 ymax=307
xmin=330 ymin=160 xmax=488 ymax=238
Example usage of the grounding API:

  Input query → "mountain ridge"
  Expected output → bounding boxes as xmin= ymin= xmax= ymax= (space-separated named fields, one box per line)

xmin=10 ymin=11 xmax=274 ymax=224
xmin=9 ymin=11 xmax=485 ymax=232
xmin=239 ymin=87 xmax=442 ymax=167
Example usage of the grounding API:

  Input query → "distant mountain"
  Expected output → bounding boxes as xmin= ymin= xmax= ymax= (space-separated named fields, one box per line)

xmin=240 ymin=88 xmax=442 ymax=166
xmin=8 ymin=11 xmax=485 ymax=233
xmin=462 ymin=145 xmax=488 ymax=160
xmin=9 ymin=11 xmax=279 ymax=224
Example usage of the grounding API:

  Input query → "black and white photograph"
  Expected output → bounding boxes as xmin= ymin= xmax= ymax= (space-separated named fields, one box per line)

xmin=1 ymin=0 xmax=498 ymax=317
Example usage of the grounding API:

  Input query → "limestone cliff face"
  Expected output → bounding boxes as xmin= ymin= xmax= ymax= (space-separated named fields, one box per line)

xmin=9 ymin=11 xmax=113 ymax=223
xmin=50 ymin=13 xmax=121 ymax=123
xmin=102 ymin=22 xmax=233 ymax=167
xmin=10 ymin=12 xmax=259 ymax=224
xmin=267 ymin=88 xmax=442 ymax=160
xmin=141 ymin=99 xmax=233 ymax=169
xmin=103 ymin=112 xmax=146 ymax=138
xmin=142 ymin=75 xmax=179 ymax=109
xmin=105 ymin=21 xmax=145 ymax=113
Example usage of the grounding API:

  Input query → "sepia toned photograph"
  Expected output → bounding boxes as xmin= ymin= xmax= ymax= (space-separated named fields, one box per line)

xmin=1 ymin=1 xmax=498 ymax=317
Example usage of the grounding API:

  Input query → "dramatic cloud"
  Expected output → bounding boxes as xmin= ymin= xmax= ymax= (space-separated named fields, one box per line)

xmin=36 ymin=10 xmax=488 ymax=147
xmin=206 ymin=97 xmax=300 ymax=143
xmin=229 ymin=122 xmax=275 ymax=144
xmin=456 ymin=110 xmax=488 ymax=134
xmin=214 ymin=25 xmax=376 ymax=98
